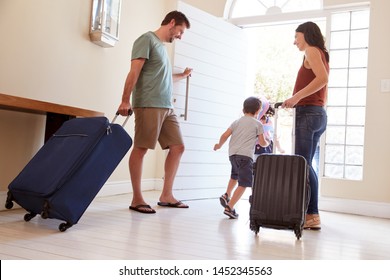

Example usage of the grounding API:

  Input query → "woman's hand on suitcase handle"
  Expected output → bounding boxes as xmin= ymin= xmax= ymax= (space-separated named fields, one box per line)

xmin=281 ymin=96 xmax=299 ymax=108
xmin=275 ymin=102 xmax=283 ymax=109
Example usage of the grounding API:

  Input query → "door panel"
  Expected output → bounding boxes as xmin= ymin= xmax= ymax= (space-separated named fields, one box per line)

xmin=172 ymin=1 xmax=247 ymax=192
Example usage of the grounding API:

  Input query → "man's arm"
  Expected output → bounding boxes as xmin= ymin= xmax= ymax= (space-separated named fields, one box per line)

xmin=117 ymin=58 xmax=145 ymax=116
xmin=173 ymin=67 xmax=192 ymax=82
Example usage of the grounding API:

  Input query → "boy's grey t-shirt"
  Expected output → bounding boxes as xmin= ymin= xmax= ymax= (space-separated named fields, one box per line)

xmin=228 ymin=115 xmax=264 ymax=159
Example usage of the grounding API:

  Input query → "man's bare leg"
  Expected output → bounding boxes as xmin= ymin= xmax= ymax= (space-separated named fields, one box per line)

xmin=129 ymin=147 xmax=155 ymax=213
xmin=158 ymin=144 xmax=186 ymax=206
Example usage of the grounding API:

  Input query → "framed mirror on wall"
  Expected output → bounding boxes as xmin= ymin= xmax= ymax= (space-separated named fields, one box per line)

xmin=90 ymin=0 xmax=122 ymax=47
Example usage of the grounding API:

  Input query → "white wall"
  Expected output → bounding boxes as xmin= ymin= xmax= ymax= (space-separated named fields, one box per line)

xmin=181 ymin=0 xmax=226 ymax=17
xmin=0 ymin=0 xmax=174 ymax=198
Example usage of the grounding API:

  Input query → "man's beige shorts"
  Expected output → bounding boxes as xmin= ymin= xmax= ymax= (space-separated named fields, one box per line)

xmin=133 ymin=108 xmax=184 ymax=150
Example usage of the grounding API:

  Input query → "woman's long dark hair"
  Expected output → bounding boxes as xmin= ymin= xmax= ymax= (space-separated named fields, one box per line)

xmin=296 ymin=21 xmax=329 ymax=62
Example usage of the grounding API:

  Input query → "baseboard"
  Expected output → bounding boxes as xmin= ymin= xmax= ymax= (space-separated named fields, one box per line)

xmin=319 ymin=196 xmax=390 ymax=219
xmin=96 ymin=179 xmax=163 ymax=197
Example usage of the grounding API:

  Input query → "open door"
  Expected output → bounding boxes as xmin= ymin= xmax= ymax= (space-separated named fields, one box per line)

xmin=172 ymin=1 xmax=248 ymax=194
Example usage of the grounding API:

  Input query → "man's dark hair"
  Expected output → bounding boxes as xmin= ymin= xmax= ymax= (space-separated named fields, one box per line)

xmin=161 ymin=10 xmax=190 ymax=28
xmin=243 ymin=97 xmax=262 ymax=114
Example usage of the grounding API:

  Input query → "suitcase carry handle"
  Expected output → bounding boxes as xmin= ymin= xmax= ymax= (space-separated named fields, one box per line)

xmin=112 ymin=109 xmax=133 ymax=127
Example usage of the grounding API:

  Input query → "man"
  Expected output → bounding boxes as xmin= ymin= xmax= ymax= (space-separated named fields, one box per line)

xmin=117 ymin=11 xmax=192 ymax=214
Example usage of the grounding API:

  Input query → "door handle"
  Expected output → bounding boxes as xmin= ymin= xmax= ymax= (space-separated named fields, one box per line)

xmin=180 ymin=76 xmax=190 ymax=121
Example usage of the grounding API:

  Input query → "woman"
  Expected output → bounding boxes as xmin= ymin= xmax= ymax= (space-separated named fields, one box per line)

xmin=282 ymin=22 xmax=329 ymax=230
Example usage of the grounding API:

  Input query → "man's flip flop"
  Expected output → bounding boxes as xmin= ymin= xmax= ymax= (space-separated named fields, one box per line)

xmin=129 ymin=204 xmax=156 ymax=214
xmin=157 ymin=201 xmax=189 ymax=208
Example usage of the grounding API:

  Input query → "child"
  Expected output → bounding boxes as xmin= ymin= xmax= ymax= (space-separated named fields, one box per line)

xmin=213 ymin=96 xmax=269 ymax=219
xmin=254 ymin=97 xmax=285 ymax=157
xmin=254 ymin=97 xmax=274 ymax=155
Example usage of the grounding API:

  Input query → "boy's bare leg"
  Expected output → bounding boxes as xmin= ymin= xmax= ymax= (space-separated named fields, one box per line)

xmin=227 ymin=185 xmax=246 ymax=210
xmin=226 ymin=178 xmax=237 ymax=198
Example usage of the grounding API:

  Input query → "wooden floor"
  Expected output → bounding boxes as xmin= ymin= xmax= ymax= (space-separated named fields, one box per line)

xmin=1 ymin=189 xmax=390 ymax=260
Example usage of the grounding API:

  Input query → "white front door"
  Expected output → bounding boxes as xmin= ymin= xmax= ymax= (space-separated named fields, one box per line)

xmin=172 ymin=1 xmax=248 ymax=195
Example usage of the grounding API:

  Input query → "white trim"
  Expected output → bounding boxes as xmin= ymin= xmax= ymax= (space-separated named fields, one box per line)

xmin=323 ymin=1 xmax=370 ymax=11
xmin=226 ymin=3 xmax=370 ymax=28
xmin=319 ymin=197 xmax=390 ymax=219
xmin=223 ymin=0 xmax=236 ymax=19
xmin=229 ymin=9 xmax=328 ymax=27
xmin=96 ymin=179 xmax=162 ymax=197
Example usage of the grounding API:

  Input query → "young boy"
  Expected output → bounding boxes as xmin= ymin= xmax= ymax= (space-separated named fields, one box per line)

xmin=214 ymin=96 xmax=269 ymax=219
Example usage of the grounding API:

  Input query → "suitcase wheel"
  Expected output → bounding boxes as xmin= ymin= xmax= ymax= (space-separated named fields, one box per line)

xmin=59 ymin=222 xmax=72 ymax=232
xmin=5 ymin=200 xmax=14 ymax=209
xmin=24 ymin=213 xmax=36 ymax=222
xmin=249 ymin=220 xmax=260 ymax=235
xmin=41 ymin=201 xmax=50 ymax=219
xmin=41 ymin=211 xmax=49 ymax=219
xmin=5 ymin=191 xmax=14 ymax=209
xmin=294 ymin=227 xmax=302 ymax=240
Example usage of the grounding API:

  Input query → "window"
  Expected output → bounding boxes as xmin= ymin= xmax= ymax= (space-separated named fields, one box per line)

xmin=324 ymin=9 xmax=370 ymax=180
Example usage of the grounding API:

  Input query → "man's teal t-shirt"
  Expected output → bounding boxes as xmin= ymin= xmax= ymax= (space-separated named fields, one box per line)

xmin=131 ymin=31 xmax=173 ymax=108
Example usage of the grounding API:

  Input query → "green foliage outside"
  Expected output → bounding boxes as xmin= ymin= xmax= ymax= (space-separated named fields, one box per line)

xmin=246 ymin=24 xmax=303 ymax=105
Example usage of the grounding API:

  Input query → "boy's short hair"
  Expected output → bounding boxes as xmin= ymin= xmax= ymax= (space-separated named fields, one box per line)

xmin=243 ymin=96 xmax=262 ymax=114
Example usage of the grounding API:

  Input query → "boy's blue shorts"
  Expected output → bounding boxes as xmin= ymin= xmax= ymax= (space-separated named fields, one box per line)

xmin=229 ymin=155 xmax=253 ymax=188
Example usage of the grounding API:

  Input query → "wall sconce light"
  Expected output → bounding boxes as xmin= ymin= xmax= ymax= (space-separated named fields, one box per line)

xmin=90 ymin=0 xmax=122 ymax=47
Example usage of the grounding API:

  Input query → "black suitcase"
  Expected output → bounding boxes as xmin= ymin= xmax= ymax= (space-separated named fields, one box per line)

xmin=249 ymin=154 xmax=309 ymax=239
xmin=5 ymin=113 xmax=132 ymax=232
xmin=249 ymin=103 xmax=309 ymax=240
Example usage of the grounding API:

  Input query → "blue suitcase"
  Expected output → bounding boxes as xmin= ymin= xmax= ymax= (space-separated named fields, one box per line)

xmin=5 ymin=114 xmax=132 ymax=231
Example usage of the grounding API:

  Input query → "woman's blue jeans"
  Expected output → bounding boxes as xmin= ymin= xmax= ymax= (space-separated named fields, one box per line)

xmin=295 ymin=105 xmax=327 ymax=214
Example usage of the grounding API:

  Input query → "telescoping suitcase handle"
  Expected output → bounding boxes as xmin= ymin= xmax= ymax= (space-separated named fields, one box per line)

xmin=274 ymin=102 xmax=283 ymax=109
xmin=111 ymin=109 xmax=133 ymax=127
xmin=273 ymin=102 xmax=296 ymax=154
